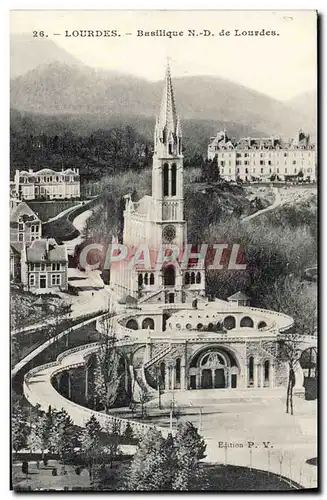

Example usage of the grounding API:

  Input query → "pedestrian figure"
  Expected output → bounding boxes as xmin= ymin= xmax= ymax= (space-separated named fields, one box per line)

xmin=22 ymin=460 xmax=29 ymax=478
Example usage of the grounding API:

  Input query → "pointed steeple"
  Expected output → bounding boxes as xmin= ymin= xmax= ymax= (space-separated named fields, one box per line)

xmin=158 ymin=60 xmax=179 ymax=136
xmin=154 ymin=60 xmax=182 ymax=158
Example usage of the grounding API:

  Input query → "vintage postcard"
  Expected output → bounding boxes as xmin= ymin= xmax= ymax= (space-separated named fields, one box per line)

xmin=10 ymin=9 xmax=318 ymax=492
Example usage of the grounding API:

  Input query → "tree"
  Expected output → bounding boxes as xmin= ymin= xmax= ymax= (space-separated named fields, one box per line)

xmin=48 ymin=409 xmax=79 ymax=471
xmin=172 ymin=422 xmax=206 ymax=491
xmin=12 ymin=405 xmax=29 ymax=456
xmin=139 ymin=387 xmax=150 ymax=419
xmin=262 ymin=275 xmax=317 ymax=414
xmin=81 ymin=415 xmax=103 ymax=484
xmin=128 ymin=427 xmax=170 ymax=491
xmin=127 ymin=424 xmax=207 ymax=491
xmin=105 ymin=419 xmax=121 ymax=468
xmin=37 ymin=406 xmax=55 ymax=460
xmin=46 ymin=302 xmax=72 ymax=347
xmin=123 ymin=421 xmax=134 ymax=442
xmin=93 ymin=315 xmax=123 ymax=413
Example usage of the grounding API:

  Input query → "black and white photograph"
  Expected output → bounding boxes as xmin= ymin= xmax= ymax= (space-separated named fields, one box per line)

xmin=9 ymin=9 xmax=318 ymax=492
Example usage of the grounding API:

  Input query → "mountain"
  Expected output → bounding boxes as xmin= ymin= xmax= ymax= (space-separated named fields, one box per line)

xmin=286 ymin=90 xmax=317 ymax=141
xmin=10 ymin=33 xmax=82 ymax=79
xmin=10 ymin=61 xmax=313 ymax=139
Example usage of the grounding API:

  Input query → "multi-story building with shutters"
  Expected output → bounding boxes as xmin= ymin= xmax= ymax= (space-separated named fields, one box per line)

xmin=208 ymin=130 xmax=316 ymax=182
xmin=13 ymin=167 xmax=80 ymax=200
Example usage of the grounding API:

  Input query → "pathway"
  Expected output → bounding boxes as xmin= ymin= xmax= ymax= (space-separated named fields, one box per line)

xmin=241 ymin=187 xmax=282 ymax=223
xmin=23 ymin=343 xmax=170 ymax=438
xmin=65 ymin=209 xmax=93 ymax=256
xmin=46 ymin=203 xmax=84 ymax=223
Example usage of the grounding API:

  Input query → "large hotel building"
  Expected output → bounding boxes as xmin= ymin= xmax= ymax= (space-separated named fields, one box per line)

xmin=12 ymin=167 xmax=81 ymax=200
xmin=207 ymin=130 xmax=316 ymax=182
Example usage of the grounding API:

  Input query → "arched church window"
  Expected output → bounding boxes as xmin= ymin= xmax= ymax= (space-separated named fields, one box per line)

xmin=142 ymin=318 xmax=154 ymax=330
xmin=149 ymin=273 xmax=155 ymax=285
xmin=185 ymin=272 xmax=190 ymax=285
xmin=126 ymin=319 xmax=138 ymax=330
xmin=240 ymin=316 xmax=254 ymax=328
xmin=163 ymin=163 xmax=169 ymax=196
xmin=168 ymin=143 xmax=173 ymax=155
xmin=223 ymin=316 xmax=236 ymax=330
xmin=138 ymin=274 xmax=143 ymax=287
xmin=171 ymin=164 xmax=177 ymax=196
xmin=196 ymin=272 xmax=201 ymax=284
xmin=264 ymin=360 xmax=270 ymax=381
xmin=191 ymin=272 xmax=195 ymax=284
xmin=258 ymin=321 xmax=267 ymax=329
xmin=144 ymin=273 xmax=148 ymax=285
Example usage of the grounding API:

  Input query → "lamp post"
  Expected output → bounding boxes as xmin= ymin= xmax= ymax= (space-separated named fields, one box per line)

xmin=198 ymin=407 xmax=203 ymax=432
xmin=278 ymin=452 xmax=284 ymax=482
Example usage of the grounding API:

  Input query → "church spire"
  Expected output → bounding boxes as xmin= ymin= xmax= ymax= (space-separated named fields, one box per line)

xmin=155 ymin=60 xmax=182 ymax=157
xmin=158 ymin=60 xmax=179 ymax=136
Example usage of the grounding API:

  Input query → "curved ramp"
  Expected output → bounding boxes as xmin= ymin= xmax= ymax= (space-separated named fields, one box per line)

xmin=23 ymin=342 xmax=170 ymax=437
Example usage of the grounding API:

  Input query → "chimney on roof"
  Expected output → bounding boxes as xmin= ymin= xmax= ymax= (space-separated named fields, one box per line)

xmin=29 ymin=169 xmax=33 ymax=174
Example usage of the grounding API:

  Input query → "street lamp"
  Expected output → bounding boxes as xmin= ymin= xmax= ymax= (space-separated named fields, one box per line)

xmin=198 ymin=407 xmax=203 ymax=432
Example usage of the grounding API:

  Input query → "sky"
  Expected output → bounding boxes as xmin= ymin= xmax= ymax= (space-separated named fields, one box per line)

xmin=10 ymin=10 xmax=317 ymax=101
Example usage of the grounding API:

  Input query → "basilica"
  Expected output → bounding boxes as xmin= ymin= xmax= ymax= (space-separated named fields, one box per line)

xmin=24 ymin=64 xmax=317 ymax=433
xmin=104 ymin=63 xmax=304 ymax=397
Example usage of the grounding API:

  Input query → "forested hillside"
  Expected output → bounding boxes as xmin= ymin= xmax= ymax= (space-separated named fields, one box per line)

xmin=10 ymin=109 xmax=267 ymax=180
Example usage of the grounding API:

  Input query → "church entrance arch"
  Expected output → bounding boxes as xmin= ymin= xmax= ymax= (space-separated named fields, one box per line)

xmin=189 ymin=347 xmax=240 ymax=390
xmin=200 ymin=352 xmax=227 ymax=389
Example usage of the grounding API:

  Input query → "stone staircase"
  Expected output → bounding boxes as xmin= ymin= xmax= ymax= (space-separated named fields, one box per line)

xmin=144 ymin=345 xmax=172 ymax=370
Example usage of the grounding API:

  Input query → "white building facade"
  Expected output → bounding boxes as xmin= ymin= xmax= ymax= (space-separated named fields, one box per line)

xmin=21 ymin=238 xmax=68 ymax=293
xmin=208 ymin=130 xmax=316 ymax=182
xmin=13 ymin=168 xmax=80 ymax=200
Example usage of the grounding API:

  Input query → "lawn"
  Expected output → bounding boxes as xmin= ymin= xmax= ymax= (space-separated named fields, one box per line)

xmin=27 ymin=200 xmax=81 ymax=222
xmin=12 ymin=459 xmax=91 ymax=491
xmin=12 ymin=459 xmax=299 ymax=491
xmin=203 ymin=464 xmax=298 ymax=491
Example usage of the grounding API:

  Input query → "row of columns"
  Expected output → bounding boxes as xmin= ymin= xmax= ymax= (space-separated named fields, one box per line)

xmin=249 ymin=361 xmax=275 ymax=388
xmin=164 ymin=362 xmax=187 ymax=390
